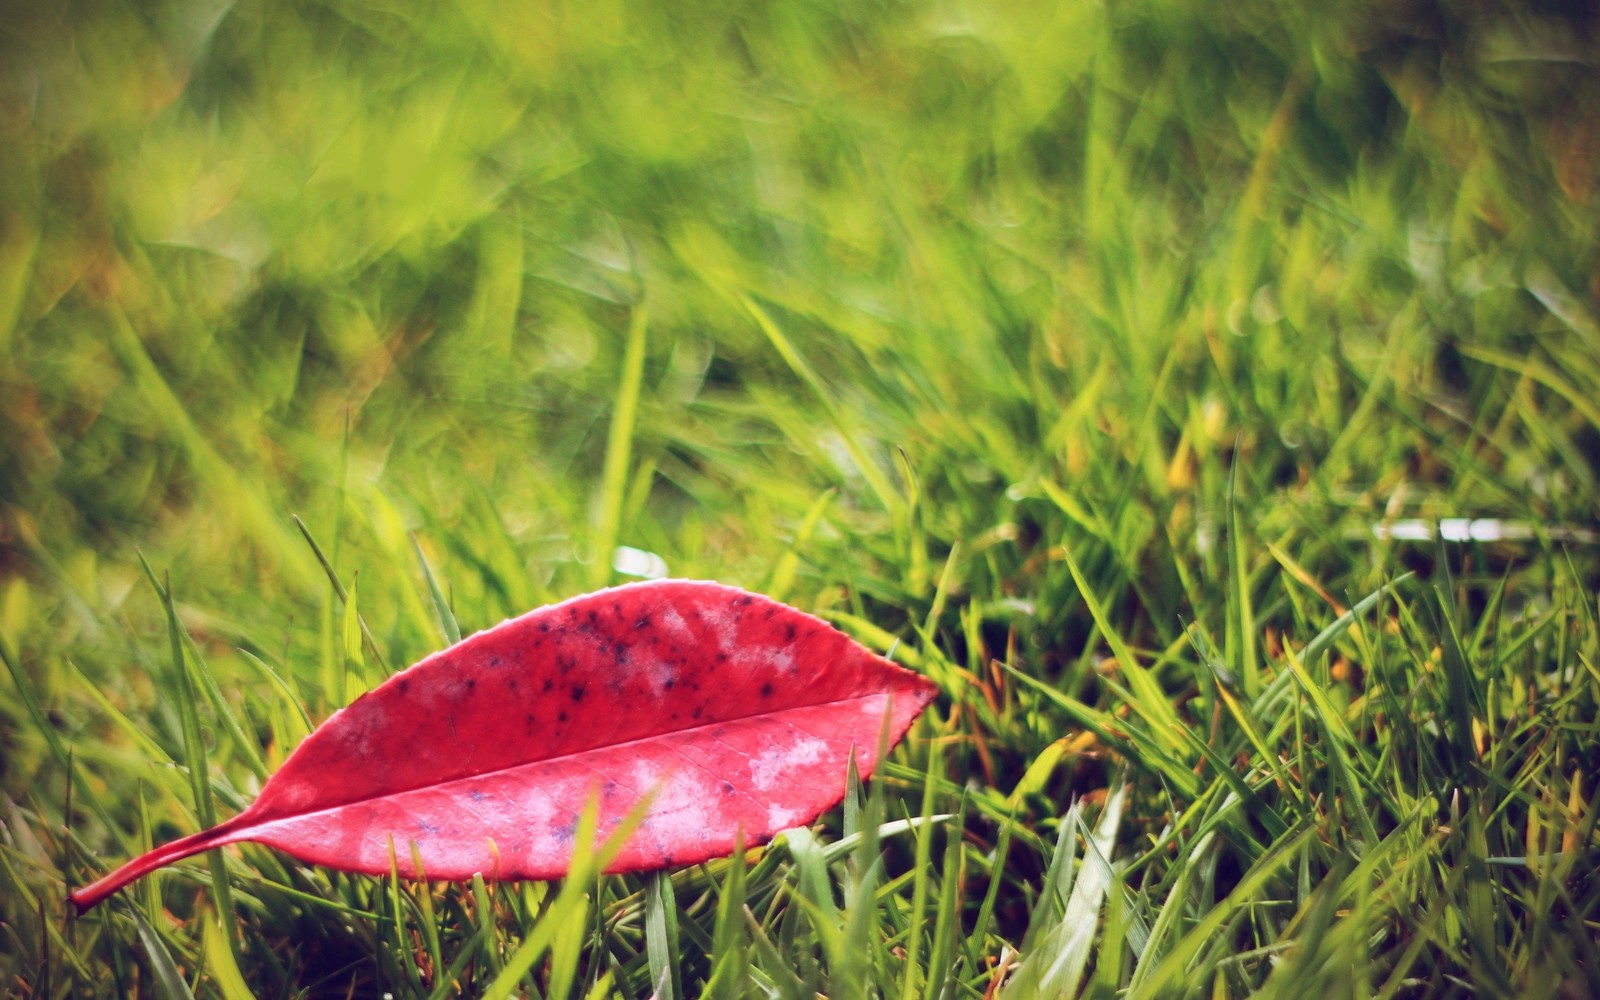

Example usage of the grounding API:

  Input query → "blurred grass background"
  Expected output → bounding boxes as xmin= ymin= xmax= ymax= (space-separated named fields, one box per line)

xmin=2 ymin=0 xmax=1599 ymax=996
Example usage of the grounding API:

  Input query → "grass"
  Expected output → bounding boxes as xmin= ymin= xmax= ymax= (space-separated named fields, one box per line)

xmin=3 ymin=0 xmax=1599 ymax=996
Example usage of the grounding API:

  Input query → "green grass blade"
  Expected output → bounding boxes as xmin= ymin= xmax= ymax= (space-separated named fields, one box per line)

xmin=705 ymin=841 xmax=750 ymax=999
xmin=131 ymin=906 xmax=199 ymax=1000
xmin=898 ymin=746 xmax=941 ymax=1000
xmin=592 ymin=304 xmax=649 ymax=588
xmin=1058 ymin=540 xmax=1186 ymax=747
xmin=1127 ymin=825 xmax=1316 ymax=999
xmin=645 ymin=871 xmax=683 ymax=1000
xmin=201 ymin=906 xmax=256 ymax=1000
xmin=149 ymin=569 xmax=239 ymax=958
xmin=293 ymin=515 xmax=389 ymax=675
xmin=413 ymin=535 xmax=463 ymax=646
xmin=1226 ymin=456 xmax=1260 ymax=698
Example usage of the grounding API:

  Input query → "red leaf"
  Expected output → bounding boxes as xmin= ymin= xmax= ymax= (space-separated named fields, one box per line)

xmin=69 ymin=580 xmax=937 ymax=912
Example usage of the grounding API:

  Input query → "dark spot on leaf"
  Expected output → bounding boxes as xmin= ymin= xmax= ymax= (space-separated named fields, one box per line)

xmin=691 ymin=706 xmax=704 ymax=720
xmin=760 ymin=682 xmax=773 ymax=699
xmin=664 ymin=678 xmax=675 ymax=690
xmin=397 ymin=679 xmax=410 ymax=694
xmin=542 ymin=678 xmax=555 ymax=693
xmin=571 ymin=684 xmax=586 ymax=703
xmin=783 ymin=624 xmax=796 ymax=642
xmin=490 ymin=656 xmax=501 ymax=667
xmin=508 ymin=678 xmax=518 ymax=690
xmin=469 ymin=789 xmax=487 ymax=802
xmin=634 ymin=615 xmax=651 ymax=630
xmin=524 ymin=713 xmax=535 ymax=728
xmin=466 ymin=679 xmax=476 ymax=692
xmin=553 ymin=816 xmax=577 ymax=844
xmin=721 ymin=781 xmax=734 ymax=794
xmin=558 ymin=709 xmax=569 ymax=723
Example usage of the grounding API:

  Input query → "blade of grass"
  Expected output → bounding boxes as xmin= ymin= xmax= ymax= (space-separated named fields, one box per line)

xmin=134 ymin=554 xmax=268 ymax=783
xmin=967 ymin=807 xmax=1016 ymax=972
xmin=1005 ymin=779 xmax=1126 ymax=998
xmin=1226 ymin=455 xmax=1261 ymax=697
xmin=898 ymin=744 xmax=941 ymax=1000
xmin=131 ymin=906 xmax=199 ymax=1000
xmin=704 ymin=837 xmax=750 ymax=1000
xmin=234 ymin=649 xmax=314 ymax=740
xmin=1059 ymin=540 xmax=1186 ymax=747
xmin=1128 ymin=825 xmax=1316 ymax=999
xmin=201 ymin=906 xmax=256 ymax=1000
xmin=385 ymin=837 xmax=423 ymax=991
xmin=1282 ymin=645 xmax=1382 ymax=846
xmin=153 ymin=570 xmax=240 ymax=963
xmin=591 ymin=304 xmax=649 ymax=588
xmin=408 ymin=840 xmax=444 ymax=987
xmin=292 ymin=514 xmax=389 ymax=674
xmin=644 ymin=871 xmax=683 ymax=1000
xmin=413 ymin=535 xmax=462 ymax=646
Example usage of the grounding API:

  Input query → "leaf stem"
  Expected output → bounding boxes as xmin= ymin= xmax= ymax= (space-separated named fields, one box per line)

xmin=68 ymin=818 xmax=246 ymax=915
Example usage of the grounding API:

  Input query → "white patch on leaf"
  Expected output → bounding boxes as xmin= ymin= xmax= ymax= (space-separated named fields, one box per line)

xmin=657 ymin=606 xmax=693 ymax=643
xmin=748 ymin=735 xmax=830 ymax=792
xmin=630 ymin=760 xmax=665 ymax=791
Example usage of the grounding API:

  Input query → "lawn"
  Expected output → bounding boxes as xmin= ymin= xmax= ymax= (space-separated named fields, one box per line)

xmin=2 ymin=0 xmax=1598 ymax=996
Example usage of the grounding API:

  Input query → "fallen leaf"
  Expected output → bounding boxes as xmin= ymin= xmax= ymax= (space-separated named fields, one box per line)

xmin=69 ymin=580 xmax=937 ymax=912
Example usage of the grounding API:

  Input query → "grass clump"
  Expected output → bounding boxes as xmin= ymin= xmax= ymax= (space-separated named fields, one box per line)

xmin=3 ymin=0 xmax=1598 ymax=996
